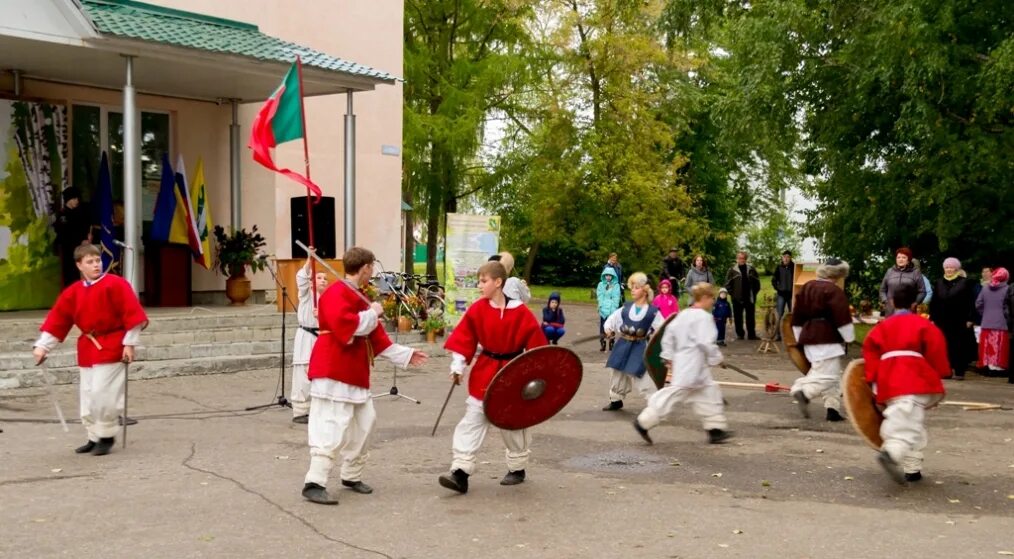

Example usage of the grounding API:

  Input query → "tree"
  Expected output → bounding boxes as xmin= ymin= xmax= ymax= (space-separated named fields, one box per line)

xmin=743 ymin=202 xmax=801 ymax=274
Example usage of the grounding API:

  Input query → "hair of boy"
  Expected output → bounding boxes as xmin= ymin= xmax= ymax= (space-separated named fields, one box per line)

xmin=73 ymin=243 xmax=101 ymax=262
xmin=497 ymin=252 xmax=515 ymax=275
xmin=487 ymin=254 xmax=502 ymax=262
xmin=342 ymin=247 xmax=375 ymax=275
xmin=891 ymin=282 xmax=917 ymax=311
xmin=478 ymin=261 xmax=508 ymax=285
xmin=690 ymin=282 xmax=716 ymax=301
xmin=627 ymin=272 xmax=653 ymax=301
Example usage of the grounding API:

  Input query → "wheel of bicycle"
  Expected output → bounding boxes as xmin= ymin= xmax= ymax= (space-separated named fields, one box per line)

xmin=426 ymin=296 xmax=445 ymax=314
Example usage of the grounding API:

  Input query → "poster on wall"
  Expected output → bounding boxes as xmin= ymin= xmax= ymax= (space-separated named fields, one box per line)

xmin=443 ymin=213 xmax=500 ymax=327
xmin=0 ymin=100 xmax=68 ymax=310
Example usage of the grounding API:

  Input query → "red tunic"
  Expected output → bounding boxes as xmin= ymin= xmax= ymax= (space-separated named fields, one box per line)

xmin=40 ymin=275 xmax=148 ymax=367
xmin=445 ymin=299 xmax=547 ymax=400
xmin=862 ymin=312 xmax=949 ymax=404
xmin=307 ymin=281 xmax=392 ymax=389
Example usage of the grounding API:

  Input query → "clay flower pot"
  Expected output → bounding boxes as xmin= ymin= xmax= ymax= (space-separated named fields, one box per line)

xmin=225 ymin=269 xmax=252 ymax=305
xmin=397 ymin=315 xmax=413 ymax=332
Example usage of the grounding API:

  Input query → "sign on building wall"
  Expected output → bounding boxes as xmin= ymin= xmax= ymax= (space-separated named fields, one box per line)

xmin=0 ymin=100 xmax=68 ymax=310
xmin=443 ymin=213 xmax=500 ymax=326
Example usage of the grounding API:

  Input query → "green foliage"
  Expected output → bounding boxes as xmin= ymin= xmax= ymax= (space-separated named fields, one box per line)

xmin=212 ymin=225 xmax=267 ymax=277
xmin=744 ymin=203 xmax=802 ymax=274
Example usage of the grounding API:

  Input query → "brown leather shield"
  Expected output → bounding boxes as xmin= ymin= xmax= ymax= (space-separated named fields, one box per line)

xmin=644 ymin=313 xmax=679 ymax=389
xmin=781 ymin=312 xmax=811 ymax=374
xmin=842 ymin=359 xmax=883 ymax=450
xmin=483 ymin=346 xmax=583 ymax=431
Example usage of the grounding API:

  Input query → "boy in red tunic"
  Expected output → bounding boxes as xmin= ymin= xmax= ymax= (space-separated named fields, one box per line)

xmin=862 ymin=283 xmax=949 ymax=484
xmin=32 ymin=244 xmax=148 ymax=456
xmin=301 ymin=247 xmax=427 ymax=505
xmin=438 ymin=261 xmax=547 ymax=494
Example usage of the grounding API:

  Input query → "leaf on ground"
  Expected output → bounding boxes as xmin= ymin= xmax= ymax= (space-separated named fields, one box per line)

xmin=761 ymin=480 xmax=771 ymax=487
xmin=711 ymin=473 xmax=723 ymax=478
xmin=732 ymin=529 xmax=743 ymax=534
xmin=50 ymin=468 xmax=62 ymax=473
xmin=947 ymin=499 xmax=960 ymax=504
xmin=198 ymin=535 xmax=214 ymax=542
xmin=816 ymin=449 xmax=824 ymax=453
xmin=274 ymin=455 xmax=289 ymax=460
xmin=843 ymin=476 xmax=854 ymax=481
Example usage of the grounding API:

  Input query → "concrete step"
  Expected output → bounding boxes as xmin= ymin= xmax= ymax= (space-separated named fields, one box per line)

xmin=0 ymin=308 xmax=299 ymax=337
xmin=0 ymin=325 xmax=292 ymax=354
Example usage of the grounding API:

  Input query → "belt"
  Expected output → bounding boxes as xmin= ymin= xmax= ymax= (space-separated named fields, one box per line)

xmin=481 ymin=349 xmax=523 ymax=361
xmin=84 ymin=329 xmax=119 ymax=350
xmin=882 ymin=350 xmax=923 ymax=359
xmin=620 ymin=334 xmax=647 ymax=342
xmin=300 ymin=326 xmax=319 ymax=337
xmin=318 ymin=331 xmax=374 ymax=365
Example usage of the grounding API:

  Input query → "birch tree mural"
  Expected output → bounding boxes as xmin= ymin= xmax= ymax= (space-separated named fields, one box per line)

xmin=0 ymin=100 xmax=66 ymax=310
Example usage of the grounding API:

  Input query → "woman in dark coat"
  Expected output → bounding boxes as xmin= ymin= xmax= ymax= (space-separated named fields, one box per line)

xmin=879 ymin=247 xmax=926 ymax=316
xmin=928 ymin=257 xmax=977 ymax=379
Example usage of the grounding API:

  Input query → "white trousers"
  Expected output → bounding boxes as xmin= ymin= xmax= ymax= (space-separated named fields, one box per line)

xmin=304 ymin=397 xmax=376 ymax=486
xmin=608 ymin=370 xmax=657 ymax=403
xmin=880 ymin=394 xmax=938 ymax=474
xmin=790 ymin=357 xmax=843 ymax=410
xmin=79 ymin=363 xmax=125 ymax=440
xmin=451 ymin=396 xmax=530 ymax=475
xmin=290 ymin=364 xmax=311 ymax=417
xmin=638 ymin=384 xmax=727 ymax=431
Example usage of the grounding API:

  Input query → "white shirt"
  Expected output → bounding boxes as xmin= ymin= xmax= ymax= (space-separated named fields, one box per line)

xmin=660 ymin=308 xmax=723 ymax=388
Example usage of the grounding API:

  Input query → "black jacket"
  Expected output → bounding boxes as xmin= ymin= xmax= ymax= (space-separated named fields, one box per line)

xmin=771 ymin=261 xmax=794 ymax=295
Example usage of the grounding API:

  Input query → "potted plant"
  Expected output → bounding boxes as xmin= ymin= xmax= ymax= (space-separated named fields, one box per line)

xmin=422 ymin=314 xmax=445 ymax=344
xmin=213 ymin=225 xmax=267 ymax=305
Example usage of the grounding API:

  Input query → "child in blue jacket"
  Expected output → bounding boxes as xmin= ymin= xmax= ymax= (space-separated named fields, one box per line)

xmin=713 ymin=287 xmax=732 ymax=346
xmin=597 ymin=267 xmax=622 ymax=351
xmin=542 ymin=292 xmax=566 ymax=345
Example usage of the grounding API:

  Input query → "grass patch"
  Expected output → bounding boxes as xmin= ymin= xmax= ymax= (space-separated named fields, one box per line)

xmin=529 ymin=285 xmax=596 ymax=304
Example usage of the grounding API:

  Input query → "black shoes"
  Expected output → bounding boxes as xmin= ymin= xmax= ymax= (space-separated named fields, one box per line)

xmin=438 ymin=469 xmax=470 ymax=494
xmin=75 ymin=441 xmax=97 ymax=454
xmin=708 ymin=429 xmax=733 ymax=444
xmin=791 ymin=390 xmax=811 ymax=419
xmin=341 ymin=480 xmax=373 ymax=494
xmin=602 ymin=400 xmax=623 ymax=411
xmin=717 ymin=341 xmax=727 ymax=347
xmin=292 ymin=415 xmax=309 ymax=424
xmin=747 ymin=335 xmax=761 ymax=341
xmin=633 ymin=419 xmax=653 ymax=445
xmin=877 ymin=451 xmax=906 ymax=485
xmin=600 ymin=339 xmax=607 ymax=352
xmin=826 ymin=408 xmax=844 ymax=422
xmin=500 ymin=470 xmax=526 ymax=486
xmin=608 ymin=339 xmax=615 ymax=351
xmin=92 ymin=437 xmax=115 ymax=456
xmin=904 ymin=472 xmax=922 ymax=482
xmin=302 ymin=482 xmax=339 ymax=505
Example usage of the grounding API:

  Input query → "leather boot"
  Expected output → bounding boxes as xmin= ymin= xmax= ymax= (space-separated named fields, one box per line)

xmin=825 ymin=408 xmax=844 ymax=422
xmin=707 ymin=429 xmax=733 ymax=444
xmin=601 ymin=400 xmax=623 ymax=411
xmin=92 ymin=437 xmax=115 ymax=456
xmin=302 ymin=482 xmax=339 ymax=505
xmin=500 ymin=470 xmax=526 ymax=486
xmin=75 ymin=441 xmax=97 ymax=454
xmin=341 ymin=480 xmax=373 ymax=494
xmin=438 ymin=469 xmax=469 ymax=494
xmin=633 ymin=419 xmax=653 ymax=445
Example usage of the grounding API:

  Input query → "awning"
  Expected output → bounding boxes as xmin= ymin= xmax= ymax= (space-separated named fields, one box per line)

xmin=0 ymin=0 xmax=398 ymax=103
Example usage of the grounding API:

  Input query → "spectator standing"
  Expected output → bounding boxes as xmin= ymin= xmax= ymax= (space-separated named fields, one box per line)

xmin=660 ymin=248 xmax=685 ymax=293
xmin=724 ymin=251 xmax=761 ymax=340
xmin=684 ymin=255 xmax=714 ymax=297
xmin=55 ymin=186 xmax=94 ymax=287
xmin=605 ymin=253 xmax=624 ymax=302
xmin=771 ymin=250 xmax=795 ymax=340
xmin=975 ymin=267 xmax=1010 ymax=376
xmin=878 ymin=247 xmax=926 ymax=316
xmin=596 ymin=267 xmax=622 ymax=352
xmin=929 ymin=258 xmax=977 ymax=380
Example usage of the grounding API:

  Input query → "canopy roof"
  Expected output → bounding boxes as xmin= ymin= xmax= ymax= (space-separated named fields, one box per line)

xmin=1 ymin=0 xmax=397 ymax=102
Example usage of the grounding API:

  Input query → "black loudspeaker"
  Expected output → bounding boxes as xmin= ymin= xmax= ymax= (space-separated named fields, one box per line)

xmin=290 ymin=196 xmax=336 ymax=259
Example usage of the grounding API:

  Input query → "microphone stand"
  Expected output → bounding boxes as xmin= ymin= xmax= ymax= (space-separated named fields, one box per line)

xmin=246 ymin=256 xmax=295 ymax=411
xmin=114 ymin=240 xmax=138 ymax=427
xmin=372 ymin=267 xmax=420 ymax=405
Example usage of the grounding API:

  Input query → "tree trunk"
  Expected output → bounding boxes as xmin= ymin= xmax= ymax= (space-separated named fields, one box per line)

xmin=522 ymin=241 xmax=540 ymax=283
xmin=402 ymin=165 xmax=415 ymax=274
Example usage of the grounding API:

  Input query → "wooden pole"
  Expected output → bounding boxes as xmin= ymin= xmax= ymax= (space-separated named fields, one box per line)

xmin=294 ymin=56 xmax=319 ymax=305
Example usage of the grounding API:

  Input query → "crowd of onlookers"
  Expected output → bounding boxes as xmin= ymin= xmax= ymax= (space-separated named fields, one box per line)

xmin=589 ymin=247 xmax=1013 ymax=384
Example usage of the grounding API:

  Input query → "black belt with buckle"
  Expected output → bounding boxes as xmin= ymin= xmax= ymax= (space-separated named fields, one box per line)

xmin=301 ymin=326 xmax=319 ymax=337
xmin=481 ymin=349 xmax=523 ymax=361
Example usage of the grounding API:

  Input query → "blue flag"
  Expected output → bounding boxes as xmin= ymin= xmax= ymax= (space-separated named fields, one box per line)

xmin=150 ymin=153 xmax=176 ymax=242
xmin=96 ymin=151 xmax=119 ymax=273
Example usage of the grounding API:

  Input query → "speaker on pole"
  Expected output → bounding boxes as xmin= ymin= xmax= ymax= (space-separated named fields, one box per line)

xmin=290 ymin=196 xmax=336 ymax=259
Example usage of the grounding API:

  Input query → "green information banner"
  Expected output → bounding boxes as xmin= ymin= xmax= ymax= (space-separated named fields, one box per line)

xmin=443 ymin=213 xmax=500 ymax=327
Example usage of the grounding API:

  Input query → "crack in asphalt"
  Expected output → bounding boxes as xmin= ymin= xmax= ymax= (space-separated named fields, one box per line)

xmin=181 ymin=443 xmax=394 ymax=559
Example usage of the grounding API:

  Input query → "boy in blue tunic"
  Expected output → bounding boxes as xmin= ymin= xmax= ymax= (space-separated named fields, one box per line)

xmin=602 ymin=272 xmax=665 ymax=411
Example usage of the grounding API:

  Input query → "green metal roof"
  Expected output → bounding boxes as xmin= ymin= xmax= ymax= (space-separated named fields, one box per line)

xmin=79 ymin=0 xmax=397 ymax=83
xmin=401 ymin=201 xmax=413 ymax=211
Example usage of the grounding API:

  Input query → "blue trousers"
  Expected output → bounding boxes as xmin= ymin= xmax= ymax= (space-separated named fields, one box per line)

xmin=715 ymin=319 xmax=727 ymax=342
xmin=543 ymin=325 xmax=566 ymax=343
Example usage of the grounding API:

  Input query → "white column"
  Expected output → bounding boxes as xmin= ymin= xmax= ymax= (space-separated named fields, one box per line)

xmin=122 ymin=56 xmax=141 ymax=294
xmin=229 ymin=100 xmax=242 ymax=228
xmin=343 ymin=92 xmax=356 ymax=250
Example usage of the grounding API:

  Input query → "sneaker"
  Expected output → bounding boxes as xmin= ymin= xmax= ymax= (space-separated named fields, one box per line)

xmin=75 ymin=441 xmax=97 ymax=454
xmin=791 ymin=390 xmax=811 ymax=419
xmin=904 ymin=472 xmax=922 ymax=483
xmin=877 ymin=451 xmax=906 ymax=485
xmin=500 ymin=470 xmax=526 ymax=486
xmin=826 ymin=408 xmax=844 ymax=422
xmin=717 ymin=341 xmax=727 ymax=347
xmin=707 ymin=429 xmax=733 ymax=444
xmin=438 ymin=469 xmax=469 ymax=493
xmin=341 ymin=480 xmax=374 ymax=494
xmin=292 ymin=415 xmax=309 ymax=424
xmin=602 ymin=400 xmax=623 ymax=412
xmin=302 ymin=482 xmax=339 ymax=505
xmin=633 ymin=419 xmax=653 ymax=445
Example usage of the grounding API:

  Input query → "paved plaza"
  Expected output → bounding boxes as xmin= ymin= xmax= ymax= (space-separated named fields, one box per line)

xmin=2 ymin=304 xmax=1012 ymax=558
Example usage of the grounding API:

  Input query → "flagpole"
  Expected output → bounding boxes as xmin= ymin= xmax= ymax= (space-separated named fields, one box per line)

xmin=295 ymin=56 xmax=319 ymax=305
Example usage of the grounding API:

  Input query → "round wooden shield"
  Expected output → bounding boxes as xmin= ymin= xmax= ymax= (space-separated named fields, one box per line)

xmin=842 ymin=359 xmax=883 ymax=450
xmin=483 ymin=346 xmax=583 ymax=431
xmin=781 ymin=312 xmax=811 ymax=375
xmin=644 ymin=313 xmax=679 ymax=389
